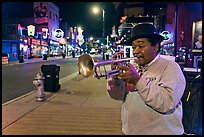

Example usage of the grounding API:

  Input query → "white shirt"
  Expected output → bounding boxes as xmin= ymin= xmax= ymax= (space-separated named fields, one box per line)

xmin=107 ymin=54 xmax=186 ymax=135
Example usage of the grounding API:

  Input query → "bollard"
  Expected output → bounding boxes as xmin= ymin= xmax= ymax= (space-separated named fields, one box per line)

xmin=33 ymin=72 xmax=46 ymax=102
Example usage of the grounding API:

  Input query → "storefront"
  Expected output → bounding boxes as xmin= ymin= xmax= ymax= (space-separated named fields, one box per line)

xmin=49 ymin=39 xmax=61 ymax=56
xmin=2 ymin=40 xmax=24 ymax=61
xmin=18 ymin=37 xmax=31 ymax=59
xmin=31 ymin=37 xmax=48 ymax=58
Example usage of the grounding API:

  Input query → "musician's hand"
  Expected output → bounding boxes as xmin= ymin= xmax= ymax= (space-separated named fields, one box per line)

xmin=117 ymin=63 xmax=140 ymax=85
xmin=111 ymin=52 xmax=122 ymax=69
xmin=125 ymin=82 xmax=136 ymax=92
xmin=111 ymin=52 xmax=124 ymax=79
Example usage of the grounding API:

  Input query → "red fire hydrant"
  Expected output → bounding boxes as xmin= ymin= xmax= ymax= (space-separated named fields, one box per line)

xmin=33 ymin=72 xmax=46 ymax=102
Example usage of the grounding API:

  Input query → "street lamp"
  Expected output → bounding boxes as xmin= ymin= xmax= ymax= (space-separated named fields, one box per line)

xmin=92 ymin=6 xmax=105 ymax=60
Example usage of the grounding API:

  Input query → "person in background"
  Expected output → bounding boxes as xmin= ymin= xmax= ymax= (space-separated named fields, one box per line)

xmin=107 ymin=23 xmax=186 ymax=135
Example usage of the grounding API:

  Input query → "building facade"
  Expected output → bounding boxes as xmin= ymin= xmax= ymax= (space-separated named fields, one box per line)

xmin=2 ymin=2 xmax=63 ymax=61
xmin=34 ymin=2 xmax=61 ymax=57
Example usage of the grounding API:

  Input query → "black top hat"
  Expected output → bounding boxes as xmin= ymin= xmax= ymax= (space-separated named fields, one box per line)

xmin=126 ymin=23 xmax=164 ymax=45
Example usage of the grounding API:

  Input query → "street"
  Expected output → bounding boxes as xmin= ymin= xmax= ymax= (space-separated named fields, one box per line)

xmin=2 ymin=55 xmax=103 ymax=104
xmin=2 ymin=57 xmax=79 ymax=104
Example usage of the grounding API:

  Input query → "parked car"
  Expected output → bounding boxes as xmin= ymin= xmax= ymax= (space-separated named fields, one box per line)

xmin=90 ymin=48 xmax=96 ymax=55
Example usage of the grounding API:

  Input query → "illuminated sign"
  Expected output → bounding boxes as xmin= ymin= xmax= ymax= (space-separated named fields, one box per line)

xmin=77 ymin=27 xmax=84 ymax=46
xmin=18 ymin=24 xmax=22 ymax=36
xmin=77 ymin=27 xmax=83 ymax=35
xmin=160 ymin=31 xmax=171 ymax=41
xmin=31 ymin=38 xmax=48 ymax=46
xmin=54 ymin=29 xmax=64 ymax=39
xmin=27 ymin=25 xmax=35 ymax=36
xmin=49 ymin=40 xmax=59 ymax=46
xmin=42 ymin=28 xmax=48 ymax=39
xmin=77 ymin=35 xmax=84 ymax=46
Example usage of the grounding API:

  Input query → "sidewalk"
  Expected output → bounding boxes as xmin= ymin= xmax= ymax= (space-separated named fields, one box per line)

xmin=3 ymin=55 xmax=73 ymax=66
xmin=2 ymin=55 xmax=123 ymax=135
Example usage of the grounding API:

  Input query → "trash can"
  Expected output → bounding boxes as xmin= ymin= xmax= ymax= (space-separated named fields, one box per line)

xmin=19 ymin=55 xmax=24 ymax=63
xmin=43 ymin=54 xmax=47 ymax=60
xmin=41 ymin=64 xmax=61 ymax=92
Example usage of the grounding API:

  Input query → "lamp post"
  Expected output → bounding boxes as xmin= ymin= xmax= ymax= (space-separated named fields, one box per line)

xmin=102 ymin=9 xmax=105 ymax=60
xmin=93 ymin=6 xmax=105 ymax=60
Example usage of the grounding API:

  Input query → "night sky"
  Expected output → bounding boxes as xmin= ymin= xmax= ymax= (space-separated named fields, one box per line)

xmin=2 ymin=2 xmax=116 ymax=38
xmin=54 ymin=2 xmax=116 ymax=38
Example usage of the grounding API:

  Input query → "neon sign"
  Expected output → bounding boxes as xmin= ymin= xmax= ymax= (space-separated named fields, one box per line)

xmin=42 ymin=28 xmax=48 ymax=39
xmin=54 ymin=29 xmax=64 ymax=39
xmin=49 ymin=40 xmax=59 ymax=46
xmin=27 ymin=25 xmax=35 ymax=36
xmin=160 ymin=31 xmax=171 ymax=41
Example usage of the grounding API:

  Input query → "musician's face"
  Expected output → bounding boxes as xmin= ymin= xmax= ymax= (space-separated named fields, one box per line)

xmin=132 ymin=38 xmax=158 ymax=66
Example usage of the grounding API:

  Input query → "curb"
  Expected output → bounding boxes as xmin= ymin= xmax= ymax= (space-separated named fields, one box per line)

xmin=2 ymin=72 xmax=79 ymax=106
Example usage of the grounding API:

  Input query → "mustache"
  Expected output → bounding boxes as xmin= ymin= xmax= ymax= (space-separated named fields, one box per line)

xmin=133 ymin=54 xmax=143 ymax=58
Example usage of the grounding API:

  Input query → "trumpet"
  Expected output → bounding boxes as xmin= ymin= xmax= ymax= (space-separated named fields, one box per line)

xmin=78 ymin=54 xmax=138 ymax=79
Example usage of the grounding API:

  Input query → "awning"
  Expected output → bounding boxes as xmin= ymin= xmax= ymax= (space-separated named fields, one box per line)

xmin=2 ymin=40 xmax=25 ymax=43
xmin=58 ymin=38 xmax=67 ymax=45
